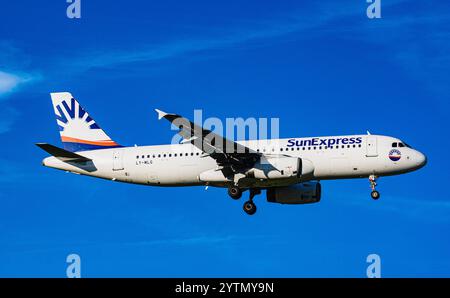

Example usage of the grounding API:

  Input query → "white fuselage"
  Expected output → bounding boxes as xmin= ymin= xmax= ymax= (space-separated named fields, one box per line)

xmin=42 ymin=134 xmax=427 ymax=188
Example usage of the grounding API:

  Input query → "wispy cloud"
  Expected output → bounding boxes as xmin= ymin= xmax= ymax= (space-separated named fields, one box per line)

xmin=0 ymin=70 xmax=37 ymax=99
xmin=3 ymin=234 xmax=271 ymax=255
xmin=0 ymin=42 xmax=41 ymax=99
xmin=61 ymin=3 xmax=369 ymax=72
xmin=341 ymin=193 xmax=450 ymax=223
xmin=60 ymin=0 xmax=414 ymax=74
xmin=63 ymin=19 xmax=320 ymax=72
xmin=0 ymin=106 xmax=19 ymax=134
xmin=0 ymin=42 xmax=41 ymax=133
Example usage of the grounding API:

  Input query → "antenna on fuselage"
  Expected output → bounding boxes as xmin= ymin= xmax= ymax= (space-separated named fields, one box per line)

xmin=366 ymin=130 xmax=371 ymax=135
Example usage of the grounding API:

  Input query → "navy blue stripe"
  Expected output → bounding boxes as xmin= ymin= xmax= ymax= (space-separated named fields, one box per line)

xmin=62 ymin=142 xmax=122 ymax=152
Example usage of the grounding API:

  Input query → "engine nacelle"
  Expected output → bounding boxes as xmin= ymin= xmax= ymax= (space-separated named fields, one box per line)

xmin=266 ymin=182 xmax=321 ymax=204
xmin=246 ymin=157 xmax=314 ymax=180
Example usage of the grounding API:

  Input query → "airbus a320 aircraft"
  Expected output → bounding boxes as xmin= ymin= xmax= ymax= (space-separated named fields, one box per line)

xmin=37 ymin=92 xmax=427 ymax=215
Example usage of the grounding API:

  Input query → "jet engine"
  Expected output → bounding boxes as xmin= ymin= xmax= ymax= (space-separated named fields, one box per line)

xmin=266 ymin=182 xmax=321 ymax=204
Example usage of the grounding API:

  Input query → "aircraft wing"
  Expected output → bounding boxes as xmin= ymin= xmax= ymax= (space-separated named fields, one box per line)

xmin=155 ymin=109 xmax=260 ymax=174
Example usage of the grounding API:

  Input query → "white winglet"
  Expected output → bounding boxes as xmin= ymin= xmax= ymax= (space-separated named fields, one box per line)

xmin=155 ymin=109 xmax=168 ymax=120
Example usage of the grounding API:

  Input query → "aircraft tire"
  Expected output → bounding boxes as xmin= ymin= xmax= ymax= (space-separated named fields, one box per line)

xmin=228 ymin=186 xmax=242 ymax=200
xmin=371 ymin=190 xmax=380 ymax=200
xmin=243 ymin=201 xmax=257 ymax=215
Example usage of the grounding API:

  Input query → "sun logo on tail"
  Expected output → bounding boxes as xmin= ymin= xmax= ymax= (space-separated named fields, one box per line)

xmin=50 ymin=92 xmax=120 ymax=151
xmin=55 ymin=97 xmax=100 ymax=131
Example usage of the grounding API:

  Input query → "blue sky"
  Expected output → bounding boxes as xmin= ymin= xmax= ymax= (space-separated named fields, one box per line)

xmin=0 ymin=0 xmax=449 ymax=277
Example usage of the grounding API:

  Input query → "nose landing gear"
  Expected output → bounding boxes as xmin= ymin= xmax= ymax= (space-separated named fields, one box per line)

xmin=243 ymin=188 xmax=261 ymax=215
xmin=369 ymin=175 xmax=380 ymax=200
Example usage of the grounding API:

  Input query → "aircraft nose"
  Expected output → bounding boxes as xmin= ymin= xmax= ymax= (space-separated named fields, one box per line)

xmin=415 ymin=151 xmax=427 ymax=168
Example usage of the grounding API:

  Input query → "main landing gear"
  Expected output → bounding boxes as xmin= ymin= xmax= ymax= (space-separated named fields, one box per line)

xmin=369 ymin=175 xmax=380 ymax=200
xmin=227 ymin=186 xmax=261 ymax=215
xmin=243 ymin=189 xmax=261 ymax=216
xmin=228 ymin=185 xmax=242 ymax=200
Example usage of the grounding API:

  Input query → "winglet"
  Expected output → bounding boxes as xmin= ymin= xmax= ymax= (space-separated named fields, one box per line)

xmin=155 ymin=109 xmax=168 ymax=120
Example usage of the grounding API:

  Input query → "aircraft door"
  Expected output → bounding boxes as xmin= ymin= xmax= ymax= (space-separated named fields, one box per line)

xmin=366 ymin=136 xmax=378 ymax=157
xmin=113 ymin=150 xmax=124 ymax=171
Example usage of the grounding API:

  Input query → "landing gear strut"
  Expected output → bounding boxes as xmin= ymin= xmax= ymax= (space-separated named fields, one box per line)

xmin=369 ymin=175 xmax=380 ymax=200
xmin=228 ymin=185 xmax=242 ymax=200
xmin=243 ymin=189 xmax=261 ymax=215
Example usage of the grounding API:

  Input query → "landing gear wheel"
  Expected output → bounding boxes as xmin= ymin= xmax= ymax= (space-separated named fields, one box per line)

xmin=228 ymin=186 xmax=242 ymax=200
xmin=243 ymin=200 xmax=257 ymax=215
xmin=369 ymin=175 xmax=380 ymax=200
xmin=371 ymin=190 xmax=380 ymax=200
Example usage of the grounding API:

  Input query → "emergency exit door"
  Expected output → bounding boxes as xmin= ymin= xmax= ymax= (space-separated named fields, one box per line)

xmin=113 ymin=150 xmax=124 ymax=171
xmin=366 ymin=136 xmax=378 ymax=157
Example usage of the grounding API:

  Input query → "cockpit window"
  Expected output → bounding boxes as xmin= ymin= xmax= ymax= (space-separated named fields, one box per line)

xmin=392 ymin=142 xmax=397 ymax=148
xmin=398 ymin=141 xmax=412 ymax=148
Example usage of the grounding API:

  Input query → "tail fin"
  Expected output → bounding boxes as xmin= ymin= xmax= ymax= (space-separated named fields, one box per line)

xmin=50 ymin=92 xmax=121 ymax=152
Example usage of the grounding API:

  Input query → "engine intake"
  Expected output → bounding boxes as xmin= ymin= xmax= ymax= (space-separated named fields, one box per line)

xmin=266 ymin=182 xmax=321 ymax=204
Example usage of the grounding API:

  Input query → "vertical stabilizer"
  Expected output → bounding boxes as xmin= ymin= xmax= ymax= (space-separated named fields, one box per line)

xmin=50 ymin=92 xmax=121 ymax=152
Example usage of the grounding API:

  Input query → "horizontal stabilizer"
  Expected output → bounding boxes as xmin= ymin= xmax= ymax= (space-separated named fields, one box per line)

xmin=36 ymin=143 xmax=92 ymax=162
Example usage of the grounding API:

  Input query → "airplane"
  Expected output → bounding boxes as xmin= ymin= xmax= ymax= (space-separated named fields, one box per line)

xmin=37 ymin=92 xmax=427 ymax=215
